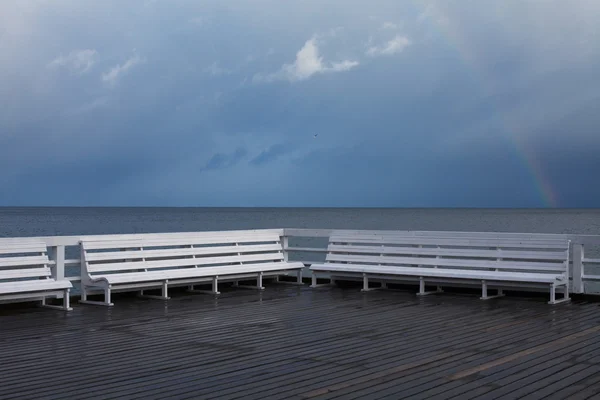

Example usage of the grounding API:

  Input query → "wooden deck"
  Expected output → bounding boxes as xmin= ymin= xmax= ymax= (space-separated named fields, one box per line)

xmin=1 ymin=283 xmax=600 ymax=400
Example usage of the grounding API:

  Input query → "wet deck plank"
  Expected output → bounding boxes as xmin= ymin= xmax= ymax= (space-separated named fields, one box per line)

xmin=1 ymin=284 xmax=599 ymax=400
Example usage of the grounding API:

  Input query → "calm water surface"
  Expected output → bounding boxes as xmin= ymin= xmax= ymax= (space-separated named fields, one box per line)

xmin=1 ymin=207 xmax=599 ymax=237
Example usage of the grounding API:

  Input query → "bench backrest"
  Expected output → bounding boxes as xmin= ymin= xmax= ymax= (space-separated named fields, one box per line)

xmin=0 ymin=240 xmax=52 ymax=282
xmin=325 ymin=233 xmax=570 ymax=276
xmin=81 ymin=232 xmax=286 ymax=277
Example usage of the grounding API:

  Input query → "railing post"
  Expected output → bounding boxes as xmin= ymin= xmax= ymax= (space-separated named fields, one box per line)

xmin=281 ymin=235 xmax=289 ymax=262
xmin=48 ymin=245 xmax=66 ymax=281
xmin=572 ymin=243 xmax=584 ymax=294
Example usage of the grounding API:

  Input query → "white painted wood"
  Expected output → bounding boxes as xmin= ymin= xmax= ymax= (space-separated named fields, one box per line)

xmin=284 ymin=228 xmax=573 ymax=241
xmin=282 ymin=236 xmax=289 ymax=262
xmin=80 ymin=231 xmax=303 ymax=305
xmin=0 ymin=268 xmax=52 ymax=279
xmin=85 ymin=244 xmax=282 ymax=262
xmin=330 ymin=235 xmax=568 ymax=249
xmin=3 ymin=227 xmax=600 ymax=294
xmin=284 ymin=246 xmax=330 ymax=253
xmin=0 ymin=241 xmax=72 ymax=310
xmin=311 ymin=264 xmax=564 ymax=283
xmin=82 ymin=233 xmax=282 ymax=250
xmin=0 ymin=244 xmax=49 ymax=254
xmin=0 ymin=280 xmax=72 ymax=294
xmin=87 ymin=253 xmax=284 ymax=273
xmin=88 ymin=263 xmax=303 ymax=284
xmin=326 ymin=255 xmax=566 ymax=272
xmin=572 ymin=244 xmax=584 ymax=294
xmin=311 ymin=232 xmax=570 ymax=304
xmin=327 ymin=244 xmax=568 ymax=261
xmin=47 ymin=245 xmax=65 ymax=280
xmin=0 ymin=256 xmax=51 ymax=268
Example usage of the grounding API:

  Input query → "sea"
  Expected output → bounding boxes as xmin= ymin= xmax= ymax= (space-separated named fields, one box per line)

xmin=1 ymin=207 xmax=599 ymax=238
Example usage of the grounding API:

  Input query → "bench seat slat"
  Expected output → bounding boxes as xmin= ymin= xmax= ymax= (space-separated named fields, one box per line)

xmin=326 ymin=254 xmax=565 ymax=272
xmin=0 ymin=256 xmax=50 ymax=268
xmin=90 ymin=261 xmax=304 ymax=285
xmin=310 ymin=263 xmax=564 ymax=283
xmin=0 ymin=268 xmax=52 ymax=279
xmin=328 ymin=245 xmax=567 ymax=261
xmin=82 ymin=234 xmax=281 ymax=250
xmin=0 ymin=245 xmax=47 ymax=255
xmin=85 ymin=244 xmax=283 ymax=262
xmin=330 ymin=235 xmax=568 ymax=250
xmin=87 ymin=252 xmax=284 ymax=273
xmin=0 ymin=279 xmax=72 ymax=295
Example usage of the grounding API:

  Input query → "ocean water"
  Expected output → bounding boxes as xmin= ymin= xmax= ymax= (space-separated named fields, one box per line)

xmin=0 ymin=207 xmax=600 ymax=238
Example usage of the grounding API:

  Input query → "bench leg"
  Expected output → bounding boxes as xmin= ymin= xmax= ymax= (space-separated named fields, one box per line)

xmin=361 ymin=274 xmax=386 ymax=292
xmin=188 ymin=277 xmax=221 ymax=295
xmin=234 ymin=273 xmax=266 ymax=291
xmin=40 ymin=289 xmax=74 ymax=311
xmin=63 ymin=288 xmax=72 ymax=311
xmin=548 ymin=283 xmax=571 ymax=305
xmin=138 ymin=281 xmax=171 ymax=300
xmin=271 ymin=270 xmax=305 ymax=286
xmin=416 ymin=277 xmax=442 ymax=296
xmin=480 ymin=281 xmax=505 ymax=300
xmin=79 ymin=286 xmax=114 ymax=306
xmin=310 ymin=272 xmax=335 ymax=288
xmin=361 ymin=273 xmax=369 ymax=292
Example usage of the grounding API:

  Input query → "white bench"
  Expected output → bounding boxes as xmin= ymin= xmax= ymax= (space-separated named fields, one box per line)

xmin=310 ymin=233 xmax=571 ymax=305
xmin=80 ymin=232 xmax=305 ymax=306
xmin=0 ymin=239 xmax=73 ymax=311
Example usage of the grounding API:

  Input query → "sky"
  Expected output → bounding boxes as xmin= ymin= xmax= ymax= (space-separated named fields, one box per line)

xmin=1 ymin=0 xmax=599 ymax=208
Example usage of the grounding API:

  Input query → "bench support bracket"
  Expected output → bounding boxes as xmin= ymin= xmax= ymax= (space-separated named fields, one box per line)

xmin=361 ymin=274 xmax=387 ymax=292
xmin=40 ymin=288 xmax=73 ymax=311
xmin=548 ymin=283 xmax=570 ymax=305
xmin=480 ymin=281 xmax=505 ymax=300
xmin=310 ymin=273 xmax=336 ymax=288
xmin=272 ymin=270 xmax=305 ymax=286
xmin=233 ymin=273 xmax=265 ymax=291
xmin=188 ymin=276 xmax=221 ymax=295
xmin=79 ymin=286 xmax=114 ymax=307
xmin=416 ymin=277 xmax=443 ymax=296
xmin=138 ymin=281 xmax=170 ymax=300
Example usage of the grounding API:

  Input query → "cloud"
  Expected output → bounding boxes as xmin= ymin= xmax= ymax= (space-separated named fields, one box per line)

xmin=254 ymin=37 xmax=359 ymax=83
xmin=381 ymin=22 xmax=399 ymax=30
xmin=47 ymin=49 xmax=97 ymax=74
xmin=201 ymin=147 xmax=247 ymax=172
xmin=2 ymin=0 xmax=600 ymax=207
xmin=366 ymin=35 xmax=411 ymax=57
xmin=250 ymin=143 xmax=289 ymax=166
xmin=204 ymin=62 xmax=231 ymax=76
xmin=64 ymin=96 xmax=110 ymax=116
xmin=189 ymin=16 xmax=204 ymax=26
xmin=101 ymin=52 xmax=145 ymax=86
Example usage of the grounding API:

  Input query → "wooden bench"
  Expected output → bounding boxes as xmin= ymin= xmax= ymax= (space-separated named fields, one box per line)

xmin=0 ymin=239 xmax=73 ymax=311
xmin=80 ymin=231 xmax=305 ymax=306
xmin=310 ymin=233 xmax=571 ymax=305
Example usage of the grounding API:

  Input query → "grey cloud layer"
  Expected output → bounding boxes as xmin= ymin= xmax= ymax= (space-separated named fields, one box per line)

xmin=0 ymin=0 xmax=599 ymax=206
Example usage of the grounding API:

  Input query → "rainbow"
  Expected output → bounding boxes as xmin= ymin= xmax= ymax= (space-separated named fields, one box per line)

xmin=411 ymin=1 xmax=558 ymax=207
